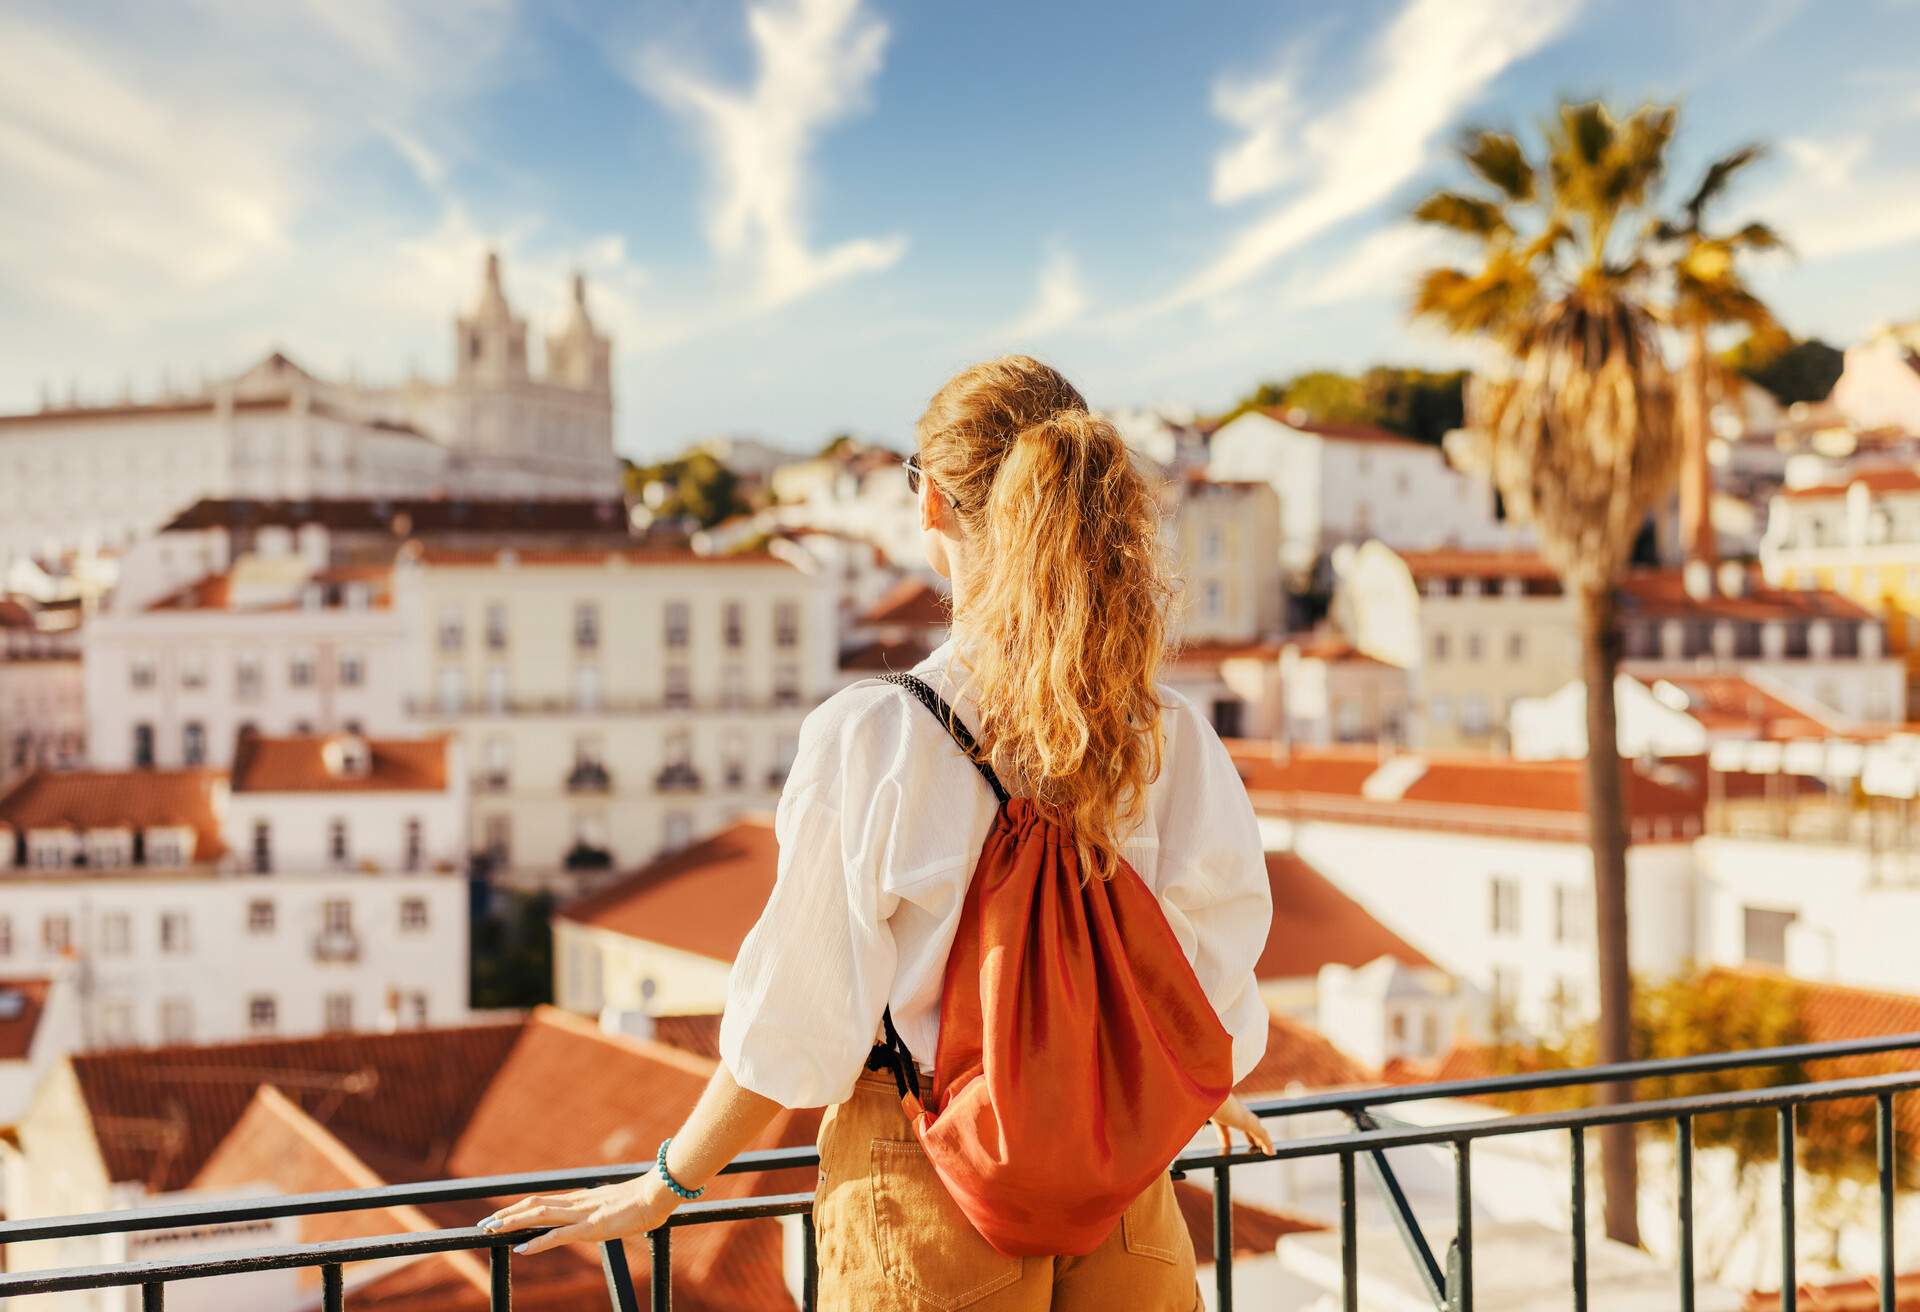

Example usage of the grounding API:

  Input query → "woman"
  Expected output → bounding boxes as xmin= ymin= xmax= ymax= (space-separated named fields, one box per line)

xmin=482 ymin=356 xmax=1276 ymax=1309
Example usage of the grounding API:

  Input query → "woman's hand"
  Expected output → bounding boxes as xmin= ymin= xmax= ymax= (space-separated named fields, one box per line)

xmin=1209 ymin=1094 xmax=1276 ymax=1157
xmin=478 ymin=1175 xmax=680 ymax=1256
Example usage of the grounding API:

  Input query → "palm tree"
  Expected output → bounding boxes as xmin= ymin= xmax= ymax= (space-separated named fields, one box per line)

xmin=1412 ymin=101 xmax=1686 ymax=1247
xmin=1654 ymin=147 xmax=1786 ymax=565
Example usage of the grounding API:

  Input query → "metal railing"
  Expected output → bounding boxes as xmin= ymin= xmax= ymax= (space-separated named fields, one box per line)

xmin=3 ymin=1033 xmax=1919 ymax=1310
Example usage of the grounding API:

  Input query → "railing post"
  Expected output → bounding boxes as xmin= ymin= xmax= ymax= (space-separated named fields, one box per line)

xmin=602 ymin=1235 xmax=642 ymax=1312
xmin=489 ymin=1245 xmax=511 ymax=1311
xmin=801 ymin=1210 xmax=818 ymax=1312
xmin=1779 ymin=1105 xmax=1797 ymax=1312
xmin=1879 ymin=1092 xmax=1897 ymax=1312
xmin=1338 ymin=1150 xmax=1358 ymax=1312
xmin=1212 ymin=1165 xmax=1234 ymax=1312
xmin=1448 ymin=1139 xmax=1473 ymax=1312
xmin=142 ymin=1282 xmax=164 ymax=1311
xmin=323 ymin=1262 xmax=345 ymax=1312
xmin=1570 ymin=1126 xmax=1588 ymax=1312
xmin=1677 ymin=1115 xmax=1695 ymax=1312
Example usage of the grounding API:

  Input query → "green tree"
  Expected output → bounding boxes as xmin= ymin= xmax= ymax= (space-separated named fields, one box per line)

xmin=1214 ymin=366 xmax=1466 ymax=444
xmin=1722 ymin=335 xmax=1844 ymax=407
xmin=622 ymin=451 xmax=752 ymax=529
xmin=1653 ymin=145 xmax=1786 ymax=564
xmin=1411 ymin=101 xmax=1688 ymax=1245
xmin=471 ymin=889 xmax=556 ymax=1010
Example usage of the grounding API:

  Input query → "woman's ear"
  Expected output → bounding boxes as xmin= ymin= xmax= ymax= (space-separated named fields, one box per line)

xmin=920 ymin=479 xmax=946 ymax=534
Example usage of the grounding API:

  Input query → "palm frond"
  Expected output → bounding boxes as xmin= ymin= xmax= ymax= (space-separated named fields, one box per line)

xmin=1411 ymin=191 xmax=1512 ymax=239
xmin=1729 ymin=221 xmax=1788 ymax=254
xmin=1683 ymin=144 xmax=1764 ymax=221
xmin=1461 ymin=131 xmax=1536 ymax=203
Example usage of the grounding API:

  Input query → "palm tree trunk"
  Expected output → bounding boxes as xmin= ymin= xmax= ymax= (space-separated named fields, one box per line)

xmin=1679 ymin=319 xmax=1715 ymax=567
xmin=1581 ymin=584 xmax=1641 ymax=1247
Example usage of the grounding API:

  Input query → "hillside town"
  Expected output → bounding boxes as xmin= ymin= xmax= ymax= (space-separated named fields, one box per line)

xmin=2 ymin=237 xmax=1920 ymax=1307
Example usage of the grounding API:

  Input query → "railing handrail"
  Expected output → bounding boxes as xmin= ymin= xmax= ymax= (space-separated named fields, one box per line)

xmin=7 ymin=1061 xmax=1920 ymax=1298
xmin=6 ymin=1030 xmax=1916 ymax=1250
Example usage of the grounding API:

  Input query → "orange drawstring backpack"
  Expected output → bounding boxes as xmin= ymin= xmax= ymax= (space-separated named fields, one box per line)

xmin=864 ymin=674 xmax=1234 ymax=1258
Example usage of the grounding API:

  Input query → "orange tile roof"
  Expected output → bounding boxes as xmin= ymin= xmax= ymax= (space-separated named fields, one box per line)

xmin=146 ymin=574 xmax=235 ymax=611
xmin=1257 ymin=852 xmax=1436 ymax=980
xmin=859 ymin=576 xmax=950 ymax=627
xmin=147 ymin=565 xmax=395 ymax=613
xmin=651 ymin=1013 xmax=724 ymax=1061
xmin=408 ymin=545 xmax=790 ymax=569
xmin=1779 ymin=466 xmax=1920 ymax=501
xmin=557 ymin=820 xmax=779 ymax=961
xmin=1227 ymin=742 xmax=1705 ymax=842
xmin=1174 ymin=1180 xmax=1325 ymax=1262
xmin=1169 ymin=639 xmax=1288 ymax=666
xmin=68 ymin=1019 xmax=523 ymax=1191
xmin=1238 ymin=1014 xmax=1372 ymax=1094
xmin=0 ymin=768 xmax=227 ymax=862
xmin=1280 ymin=632 xmax=1395 ymax=666
xmin=839 ymin=636 xmax=934 ymax=672
xmin=1397 ymin=548 xmax=1560 ymax=584
xmin=1619 ymin=568 xmax=1875 ymax=623
xmin=230 ymin=734 xmax=449 ymax=793
xmin=1652 ymin=675 xmax=1837 ymax=735
xmin=1745 ymin=1273 xmax=1920 ymax=1311
xmin=0 ymin=977 xmax=52 ymax=1061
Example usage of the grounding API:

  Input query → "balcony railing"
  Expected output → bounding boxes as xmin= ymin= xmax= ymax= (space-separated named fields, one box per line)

xmin=3 ymin=1034 xmax=1919 ymax=1310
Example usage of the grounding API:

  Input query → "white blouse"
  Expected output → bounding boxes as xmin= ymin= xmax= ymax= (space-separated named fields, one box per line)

xmin=719 ymin=639 xmax=1273 ymax=1110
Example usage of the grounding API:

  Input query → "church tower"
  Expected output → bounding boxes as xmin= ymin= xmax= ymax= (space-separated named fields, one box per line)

xmin=455 ymin=250 xmax=530 ymax=386
xmin=545 ymin=273 xmax=612 ymax=394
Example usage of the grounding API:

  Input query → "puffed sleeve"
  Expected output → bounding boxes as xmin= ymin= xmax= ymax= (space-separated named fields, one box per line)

xmin=1151 ymin=691 xmax=1273 ymax=1084
xmin=719 ymin=688 xmax=904 ymax=1108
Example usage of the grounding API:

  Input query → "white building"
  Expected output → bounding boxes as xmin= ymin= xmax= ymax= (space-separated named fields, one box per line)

xmin=1510 ymin=672 xmax=1847 ymax=761
xmin=1206 ymin=409 xmax=1516 ymax=582
xmin=1234 ymin=742 xmax=1703 ymax=1039
xmin=1162 ymin=476 xmax=1285 ymax=644
xmin=1275 ymin=632 xmax=1410 ymax=746
xmin=769 ymin=442 xmax=922 ymax=568
xmin=0 ymin=735 xmax=468 ymax=1049
xmin=1 ymin=596 xmax=85 ymax=784
xmin=0 ymin=252 xmax=620 ymax=569
xmin=85 ymin=557 xmax=408 ymax=771
xmin=394 ymin=544 xmax=835 ymax=892
xmin=1832 ymin=321 xmax=1920 ymax=435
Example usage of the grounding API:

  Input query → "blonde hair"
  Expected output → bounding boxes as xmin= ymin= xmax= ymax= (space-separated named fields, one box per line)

xmin=917 ymin=355 xmax=1171 ymax=879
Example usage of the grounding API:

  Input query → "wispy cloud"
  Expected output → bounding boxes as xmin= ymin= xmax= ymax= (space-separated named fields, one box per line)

xmin=1283 ymin=222 xmax=1450 ymax=309
xmin=1156 ymin=0 xmax=1581 ymax=312
xmin=633 ymin=0 xmax=905 ymax=312
xmin=1764 ymin=134 xmax=1920 ymax=258
xmin=999 ymin=247 xmax=1089 ymax=340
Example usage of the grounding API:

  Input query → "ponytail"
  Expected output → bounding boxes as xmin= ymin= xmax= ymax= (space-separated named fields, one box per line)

xmin=917 ymin=357 xmax=1170 ymax=879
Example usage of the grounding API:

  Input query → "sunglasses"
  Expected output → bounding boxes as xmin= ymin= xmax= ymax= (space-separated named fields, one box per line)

xmin=905 ymin=452 xmax=953 ymax=505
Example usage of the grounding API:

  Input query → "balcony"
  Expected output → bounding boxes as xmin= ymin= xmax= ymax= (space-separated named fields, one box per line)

xmin=2 ymin=1035 xmax=1916 ymax=1311
xmin=310 ymin=927 xmax=360 ymax=963
xmin=566 ymin=761 xmax=612 ymax=794
xmin=654 ymin=763 xmax=702 ymax=794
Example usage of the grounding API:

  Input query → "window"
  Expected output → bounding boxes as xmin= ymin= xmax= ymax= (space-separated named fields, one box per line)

xmin=0 ymin=915 xmax=11 ymax=956
xmin=1461 ymin=694 xmax=1490 ymax=736
xmin=101 ymin=911 xmax=131 ymax=956
xmin=1431 ymin=631 xmax=1450 ymax=662
xmin=1465 ymin=632 xmax=1484 ymax=661
xmin=664 ymin=811 xmax=693 ymax=852
xmin=1743 ymin=906 xmax=1798 ymax=968
xmin=723 ymin=730 xmax=747 ymax=789
xmin=483 ymin=736 xmax=511 ymax=789
xmin=483 ymin=813 xmax=511 ymax=864
xmin=664 ymin=664 xmax=691 ymax=709
xmin=328 ymin=818 xmax=350 ymax=867
xmin=251 ymin=819 xmax=273 ymax=874
xmin=485 ymin=601 xmax=509 ymax=651
xmin=325 ymin=993 xmax=353 ymax=1032
xmin=1490 ymin=967 xmax=1520 ymax=1040
xmin=1507 ymin=631 xmax=1525 ymax=661
xmin=236 ymin=653 xmax=263 ymax=701
xmin=1489 ymin=877 xmax=1521 ymax=936
xmin=485 ymin=664 xmax=509 ymax=711
xmin=132 ymin=723 xmax=155 ymax=768
xmin=99 ymin=1000 xmax=135 ymax=1046
xmin=160 ymin=997 xmax=193 ymax=1043
xmin=573 ymin=665 xmax=602 ymax=711
xmin=248 ymin=899 xmax=275 ymax=934
xmin=403 ymin=817 xmax=424 ymax=872
xmin=248 ymin=995 xmax=278 ymax=1034
xmin=339 ymin=651 xmax=365 ymax=688
xmin=1202 ymin=527 xmax=1224 ymax=563
xmin=1429 ymin=696 xmax=1453 ymax=725
xmin=437 ymin=667 xmax=465 ymax=713
xmin=180 ymin=654 xmax=207 ymax=690
xmin=323 ymin=900 xmax=353 ymax=934
xmin=44 ymin=914 xmax=72 ymax=953
xmin=130 ymin=657 xmax=156 ymax=691
xmin=1203 ymin=580 xmax=1224 ymax=619
xmin=1553 ymin=886 xmax=1590 ymax=945
xmin=438 ymin=605 xmax=465 ymax=652
xmin=773 ymin=664 xmax=800 ymax=707
xmin=160 ymin=912 xmax=191 ymax=954
xmin=664 ymin=600 xmax=690 ymax=649
xmin=723 ymin=601 xmax=745 ymax=649
xmin=289 ymin=651 xmax=316 ymax=688
xmin=182 ymin=720 xmax=206 ymax=766
xmin=722 ymin=664 xmax=746 ymax=708
xmin=400 ymin=897 xmax=429 ymax=932
xmin=774 ymin=601 xmax=800 ymax=648
xmin=574 ymin=602 xmax=601 ymax=651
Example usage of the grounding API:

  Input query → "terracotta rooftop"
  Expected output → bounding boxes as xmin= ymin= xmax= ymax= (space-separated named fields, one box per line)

xmin=1169 ymin=639 xmax=1288 ymax=666
xmin=147 ymin=565 xmax=395 ymax=613
xmin=1745 ymin=1272 xmax=1920 ymax=1311
xmin=1618 ymin=568 xmax=1876 ymax=624
xmin=1257 ymin=852 xmax=1436 ymax=980
xmin=407 ymin=544 xmax=792 ymax=569
xmin=161 ymin=497 xmax=633 ymax=537
xmin=0 ymin=768 xmax=227 ymax=862
xmin=650 ymin=1013 xmax=724 ymax=1061
xmin=1228 ymin=742 xmax=1705 ymax=843
xmin=1281 ymin=632 xmax=1396 ymax=666
xmin=1174 ymin=1180 xmax=1325 ymax=1262
xmin=858 ymin=576 xmax=950 ymax=627
xmin=557 ymin=820 xmax=778 ymax=961
xmin=68 ymin=1019 xmax=525 ymax=1191
xmin=839 ymin=635 xmax=934 ymax=673
xmin=1779 ymin=465 xmax=1920 ymax=501
xmin=1650 ymin=674 xmax=1839 ymax=736
xmin=1237 ymin=1013 xmax=1373 ymax=1095
xmin=0 ymin=977 xmax=52 ymax=1062
xmin=230 ymin=734 xmax=449 ymax=793
xmin=1397 ymin=548 xmax=1560 ymax=584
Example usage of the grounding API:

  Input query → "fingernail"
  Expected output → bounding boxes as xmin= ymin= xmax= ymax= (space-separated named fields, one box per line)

xmin=513 ymin=1243 xmax=529 ymax=1255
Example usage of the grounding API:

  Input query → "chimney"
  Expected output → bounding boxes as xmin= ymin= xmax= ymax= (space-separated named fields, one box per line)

xmin=1683 ymin=558 xmax=1714 ymax=601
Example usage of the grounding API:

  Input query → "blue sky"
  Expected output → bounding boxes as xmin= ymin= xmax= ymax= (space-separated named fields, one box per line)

xmin=2 ymin=0 xmax=1918 ymax=459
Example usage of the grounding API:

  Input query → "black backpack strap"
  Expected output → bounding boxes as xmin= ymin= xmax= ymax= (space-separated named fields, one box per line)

xmin=880 ymin=672 xmax=1010 ymax=805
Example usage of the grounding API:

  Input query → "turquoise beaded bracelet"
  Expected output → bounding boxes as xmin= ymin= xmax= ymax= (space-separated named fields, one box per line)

xmin=655 ymin=1138 xmax=704 ymax=1200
